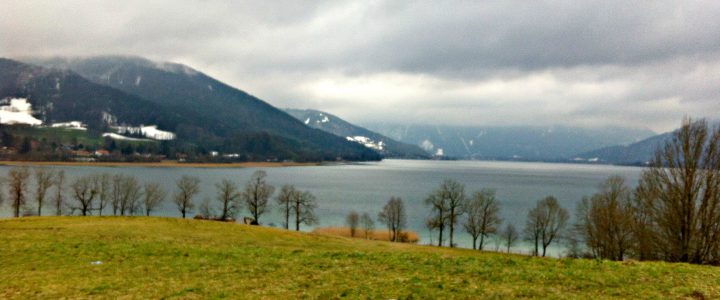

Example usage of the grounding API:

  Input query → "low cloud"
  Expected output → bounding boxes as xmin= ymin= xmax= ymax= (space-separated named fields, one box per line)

xmin=2 ymin=0 xmax=719 ymax=132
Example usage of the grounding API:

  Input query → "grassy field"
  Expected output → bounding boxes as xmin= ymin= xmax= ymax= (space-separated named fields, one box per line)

xmin=3 ymin=126 xmax=105 ymax=146
xmin=1 ymin=217 xmax=718 ymax=299
xmin=313 ymin=226 xmax=420 ymax=243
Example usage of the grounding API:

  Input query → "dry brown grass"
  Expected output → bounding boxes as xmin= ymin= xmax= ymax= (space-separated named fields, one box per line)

xmin=312 ymin=226 xmax=420 ymax=243
xmin=0 ymin=160 xmax=320 ymax=168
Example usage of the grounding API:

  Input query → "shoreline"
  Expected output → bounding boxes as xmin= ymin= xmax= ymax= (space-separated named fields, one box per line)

xmin=0 ymin=160 xmax=324 ymax=168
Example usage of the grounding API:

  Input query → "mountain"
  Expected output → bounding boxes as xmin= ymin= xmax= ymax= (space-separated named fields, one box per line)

xmin=363 ymin=123 xmax=655 ymax=161
xmin=574 ymin=132 xmax=675 ymax=165
xmin=0 ymin=58 xmax=181 ymax=132
xmin=18 ymin=56 xmax=380 ymax=161
xmin=284 ymin=109 xmax=429 ymax=159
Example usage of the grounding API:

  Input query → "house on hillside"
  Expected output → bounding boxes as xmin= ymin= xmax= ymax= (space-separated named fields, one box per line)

xmin=94 ymin=149 xmax=110 ymax=156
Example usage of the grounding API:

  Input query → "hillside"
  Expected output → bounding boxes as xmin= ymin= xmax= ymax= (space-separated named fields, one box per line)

xmin=364 ymin=123 xmax=655 ymax=160
xmin=4 ymin=57 xmax=379 ymax=161
xmin=0 ymin=58 xmax=180 ymax=133
xmin=573 ymin=132 xmax=673 ymax=165
xmin=285 ymin=108 xmax=429 ymax=159
xmin=0 ymin=217 xmax=717 ymax=298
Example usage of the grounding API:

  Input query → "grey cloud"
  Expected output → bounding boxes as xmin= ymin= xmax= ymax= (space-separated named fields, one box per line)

xmin=1 ymin=0 xmax=719 ymax=132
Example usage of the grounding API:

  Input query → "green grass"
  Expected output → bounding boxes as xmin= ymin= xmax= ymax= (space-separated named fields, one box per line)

xmin=6 ymin=126 xmax=102 ymax=145
xmin=5 ymin=126 xmax=156 ymax=147
xmin=1 ymin=217 xmax=718 ymax=299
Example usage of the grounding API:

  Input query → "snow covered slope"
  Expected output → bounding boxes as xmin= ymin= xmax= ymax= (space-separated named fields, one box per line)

xmin=0 ymin=98 xmax=42 ymax=125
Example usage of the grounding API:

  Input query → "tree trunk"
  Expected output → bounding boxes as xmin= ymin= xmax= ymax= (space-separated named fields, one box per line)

xmin=285 ymin=203 xmax=290 ymax=230
xmin=438 ymin=226 xmax=443 ymax=247
xmin=295 ymin=202 xmax=300 ymax=231
xmin=472 ymin=236 xmax=477 ymax=250
xmin=479 ymin=235 xmax=485 ymax=250
xmin=449 ymin=225 xmax=455 ymax=248
xmin=14 ymin=199 xmax=20 ymax=218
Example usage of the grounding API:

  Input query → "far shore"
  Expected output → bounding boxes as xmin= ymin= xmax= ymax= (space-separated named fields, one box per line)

xmin=0 ymin=160 xmax=324 ymax=168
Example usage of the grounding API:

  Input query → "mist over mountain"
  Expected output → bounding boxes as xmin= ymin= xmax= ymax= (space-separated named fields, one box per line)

xmin=573 ymin=132 xmax=672 ymax=165
xmin=0 ymin=58 xmax=179 ymax=131
xmin=3 ymin=56 xmax=380 ymax=161
xmin=284 ymin=108 xmax=429 ymax=159
xmin=363 ymin=123 xmax=655 ymax=161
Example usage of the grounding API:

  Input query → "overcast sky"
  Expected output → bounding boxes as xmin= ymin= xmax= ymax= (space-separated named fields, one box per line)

xmin=2 ymin=1 xmax=719 ymax=132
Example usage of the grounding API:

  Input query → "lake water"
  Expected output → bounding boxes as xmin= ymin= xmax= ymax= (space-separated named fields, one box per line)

xmin=0 ymin=159 xmax=644 ymax=255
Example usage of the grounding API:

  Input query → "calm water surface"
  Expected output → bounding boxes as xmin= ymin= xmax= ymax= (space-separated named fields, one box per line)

xmin=0 ymin=159 xmax=644 ymax=254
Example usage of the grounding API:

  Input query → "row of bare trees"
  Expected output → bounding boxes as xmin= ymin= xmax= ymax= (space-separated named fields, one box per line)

xmin=169 ymin=170 xmax=319 ymax=231
xmin=0 ymin=168 xmax=167 ymax=218
xmin=346 ymin=210 xmax=375 ymax=239
xmin=422 ymin=178 xmax=567 ymax=256
xmin=0 ymin=169 xmax=318 ymax=229
xmin=3 ymin=168 xmax=62 ymax=217
xmin=344 ymin=197 xmax=406 ymax=242
xmin=575 ymin=118 xmax=720 ymax=265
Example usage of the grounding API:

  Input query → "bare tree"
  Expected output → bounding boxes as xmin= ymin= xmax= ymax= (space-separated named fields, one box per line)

xmin=633 ymin=172 xmax=661 ymax=261
xmin=216 ymin=179 xmax=240 ymax=220
xmin=502 ymin=223 xmax=519 ymax=253
xmin=94 ymin=173 xmax=111 ymax=216
xmin=291 ymin=190 xmax=318 ymax=231
xmin=276 ymin=184 xmax=295 ymax=229
xmin=346 ymin=210 xmax=360 ymax=237
xmin=636 ymin=118 xmax=720 ymax=264
xmin=71 ymin=175 xmax=97 ymax=216
xmin=575 ymin=175 xmax=635 ymax=261
xmin=199 ymin=197 xmax=214 ymax=218
xmin=524 ymin=196 xmax=569 ymax=257
xmin=33 ymin=168 xmax=55 ymax=216
xmin=426 ymin=179 xmax=466 ymax=247
xmin=53 ymin=170 xmax=65 ymax=216
xmin=8 ymin=167 xmax=30 ymax=217
xmin=173 ymin=175 xmax=200 ymax=218
xmin=110 ymin=174 xmax=122 ymax=215
xmin=113 ymin=175 xmax=142 ymax=216
xmin=425 ymin=192 xmax=448 ymax=246
xmin=378 ymin=196 xmax=407 ymax=242
xmin=242 ymin=170 xmax=275 ymax=224
xmin=464 ymin=189 xmax=502 ymax=250
xmin=143 ymin=182 xmax=165 ymax=216
xmin=361 ymin=212 xmax=375 ymax=239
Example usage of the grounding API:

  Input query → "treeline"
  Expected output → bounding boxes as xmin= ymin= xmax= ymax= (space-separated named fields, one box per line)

xmin=573 ymin=118 xmax=720 ymax=265
xmin=369 ymin=118 xmax=718 ymax=265
xmin=0 ymin=125 xmax=379 ymax=163
xmin=0 ymin=168 xmax=320 ymax=231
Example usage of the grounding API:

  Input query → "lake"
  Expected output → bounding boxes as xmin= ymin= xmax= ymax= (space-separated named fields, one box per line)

xmin=0 ymin=159 xmax=644 ymax=255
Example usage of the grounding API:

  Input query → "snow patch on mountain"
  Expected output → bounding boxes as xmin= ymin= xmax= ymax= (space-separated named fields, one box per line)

xmin=346 ymin=136 xmax=384 ymax=151
xmin=102 ymin=133 xmax=150 ymax=141
xmin=116 ymin=125 xmax=175 ymax=140
xmin=0 ymin=98 xmax=42 ymax=125
xmin=420 ymin=139 xmax=434 ymax=151
xmin=51 ymin=121 xmax=87 ymax=130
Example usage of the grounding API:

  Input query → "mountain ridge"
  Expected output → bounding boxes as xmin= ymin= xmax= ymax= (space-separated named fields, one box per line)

xmin=2 ymin=57 xmax=381 ymax=161
xmin=284 ymin=108 xmax=429 ymax=159
xmin=363 ymin=123 xmax=655 ymax=161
